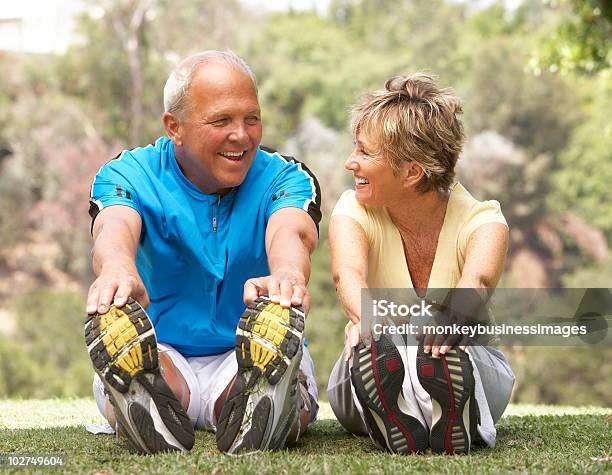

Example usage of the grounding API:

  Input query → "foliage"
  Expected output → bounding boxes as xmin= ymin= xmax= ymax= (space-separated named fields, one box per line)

xmin=247 ymin=12 xmax=396 ymax=146
xmin=0 ymin=290 xmax=92 ymax=398
xmin=536 ymin=0 xmax=612 ymax=75
xmin=462 ymin=25 xmax=580 ymax=157
xmin=548 ymin=76 xmax=612 ymax=240
xmin=509 ymin=346 xmax=612 ymax=406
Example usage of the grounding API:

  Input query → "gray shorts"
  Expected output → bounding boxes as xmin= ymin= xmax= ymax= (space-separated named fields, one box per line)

xmin=327 ymin=344 xmax=515 ymax=446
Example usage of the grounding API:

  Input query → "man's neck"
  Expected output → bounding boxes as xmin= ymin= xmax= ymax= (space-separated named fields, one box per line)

xmin=174 ymin=147 xmax=229 ymax=196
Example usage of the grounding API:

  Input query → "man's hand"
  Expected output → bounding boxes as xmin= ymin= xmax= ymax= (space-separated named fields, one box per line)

xmin=86 ymin=262 xmax=149 ymax=314
xmin=244 ymin=271 xmax=310 ymax=314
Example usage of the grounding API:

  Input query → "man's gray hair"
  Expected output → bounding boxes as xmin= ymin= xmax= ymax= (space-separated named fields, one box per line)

xmin=163 ymin=50 xmax=258 ymax=120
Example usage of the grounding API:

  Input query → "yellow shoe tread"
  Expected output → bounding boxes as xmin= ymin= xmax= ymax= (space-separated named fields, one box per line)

xmin=98 ymin=307 xmax=144 ymax=377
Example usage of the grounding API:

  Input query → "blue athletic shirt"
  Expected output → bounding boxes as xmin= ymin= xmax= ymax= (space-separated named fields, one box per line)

xmin=89 ymin=137 xmax=321 ymax=357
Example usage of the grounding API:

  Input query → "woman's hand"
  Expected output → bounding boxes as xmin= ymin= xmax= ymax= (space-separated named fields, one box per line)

xmin=343 ymin=321 xmax=362 ymax=361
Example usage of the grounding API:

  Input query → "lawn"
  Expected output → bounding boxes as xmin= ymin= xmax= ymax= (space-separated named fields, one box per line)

xmin=0 ymin=399 xmax=610 ymax=474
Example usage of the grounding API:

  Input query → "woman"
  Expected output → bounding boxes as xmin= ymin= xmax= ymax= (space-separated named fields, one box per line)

xmin=327 ymin=74 xmax=515 ymax=455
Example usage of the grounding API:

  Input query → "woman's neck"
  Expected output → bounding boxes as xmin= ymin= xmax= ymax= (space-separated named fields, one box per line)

xmin=387 ymin=189 xmax=450 ymax=237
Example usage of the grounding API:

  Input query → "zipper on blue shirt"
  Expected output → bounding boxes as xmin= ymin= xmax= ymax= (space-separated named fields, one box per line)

xmin=212 ymin=194 xmax=220 ymax=233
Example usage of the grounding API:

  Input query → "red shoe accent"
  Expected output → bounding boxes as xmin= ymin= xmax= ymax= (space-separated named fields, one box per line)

xmin=441 ymin=356 xmax=458 ymax=454
xmin=419 ymin=363 xmax=435 ymax=378
xmin=385 ymin=358 xmax=401 ymax=373
xmin=371 ymin=344 xmax=417 ymax=452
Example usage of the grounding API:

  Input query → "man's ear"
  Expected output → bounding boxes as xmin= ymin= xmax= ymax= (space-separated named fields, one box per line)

xmin=163 ymin=112 xmax=182 ymax=147
xmin=402 ymin=161 xmax=425 ymax=188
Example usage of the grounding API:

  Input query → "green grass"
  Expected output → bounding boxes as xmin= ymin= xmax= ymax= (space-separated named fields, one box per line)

xmin=1 ymin=399 xmax=611 ymax=474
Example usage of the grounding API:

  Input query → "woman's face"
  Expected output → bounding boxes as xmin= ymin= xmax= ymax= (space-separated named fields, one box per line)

xmin=345 ymin=132 xmax=403 ymax=206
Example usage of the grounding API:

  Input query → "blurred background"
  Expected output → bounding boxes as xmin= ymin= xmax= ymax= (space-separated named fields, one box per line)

xmin=0 ymin=0 xmax=610 ymax=407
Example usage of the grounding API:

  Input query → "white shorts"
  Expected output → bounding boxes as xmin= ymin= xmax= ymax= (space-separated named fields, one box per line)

xmin=93 ymin=343 xmax=319 ymax=432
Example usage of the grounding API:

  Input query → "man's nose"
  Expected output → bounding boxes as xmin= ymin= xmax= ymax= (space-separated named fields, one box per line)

xmin=229 ymin=123 xmax=249 ymax=143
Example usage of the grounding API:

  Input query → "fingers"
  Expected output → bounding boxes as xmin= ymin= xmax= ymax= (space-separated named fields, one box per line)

xmin=266 ymin=277 xmax=281 ymax=304
xmin=244 ymin=275 xmax=308 ymax=311
xmin=86 ymin=270 xmax=146 ymax=315
xmin=243 ymin=276 xmax=283 ymax=305
xmin=276 ymin=279 xmax=307 ymax=309
xmin=86 ymin=286 xmax=100 ymax=315
xmin=458 ymin=334 xmax=470 ymax=353
xmin=243 ymin=278 xmax=264 ymax=305
xmin=97 ymin=282 xmax=119 ymax=314
xmin=423 ymin=332 xmax=435 ymax=355
xmin=349 ymin=322 xmax=361 ymax=348
xmin=113 ymin=280 xmax=132 ymax=307
xmin=290 ymin=285 xmax=306 ymax=308
xmin=430 ymin=332 xmax=447 ymax=358
xmin=134 ymin=286 xmax=150 ymax=309
xmin=301 ymin=292 xmax=311 ymax=316
xmin=343 ymin=337 xmax=353 ymax=361
xmin=279 ymin=279 xmax=293 ymax=307
xmin=344 ymin=322 xmax=361 ymax=361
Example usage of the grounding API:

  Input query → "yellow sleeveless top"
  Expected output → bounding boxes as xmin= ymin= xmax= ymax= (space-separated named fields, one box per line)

xmin=331 ymin=183 xmax=507 ymax=289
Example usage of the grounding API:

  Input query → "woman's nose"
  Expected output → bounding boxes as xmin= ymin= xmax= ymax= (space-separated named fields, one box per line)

xmin=345 ymin=154 xmax=358 ymax=171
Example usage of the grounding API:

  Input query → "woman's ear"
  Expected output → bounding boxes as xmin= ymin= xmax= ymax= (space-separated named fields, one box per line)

xmin=402 ymin=161 xmax=425 ymax=188
xmin=162 ymin=112 xmax=183 ymax=147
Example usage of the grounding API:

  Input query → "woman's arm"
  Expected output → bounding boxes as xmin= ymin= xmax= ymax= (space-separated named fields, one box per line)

xmin=431 ymin=222 xmax=509 ymax=356
xmin=330 ymin=215 xmax=371 ymax=359
xmin=457 ymin=222 xmax=509 ymax=291
xmin=330 ymin=215 xmax=370 ymax=324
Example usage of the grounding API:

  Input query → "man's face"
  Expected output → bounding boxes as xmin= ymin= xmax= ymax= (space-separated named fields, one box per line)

xmin=176 ymin=63 xmax=262 ymax=194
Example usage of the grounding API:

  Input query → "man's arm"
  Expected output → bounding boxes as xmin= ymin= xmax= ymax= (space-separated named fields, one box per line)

xmin=243 ymin=208 xmax=318 ymax=312
xmin=86 ymin=205 xmax=149 ymax=314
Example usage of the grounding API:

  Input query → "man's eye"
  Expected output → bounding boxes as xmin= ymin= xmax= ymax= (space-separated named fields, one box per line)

xmin=245 ymin=116 xmax=260 ymax=125
xmin=211 ymin=118 xmax=229 ymax=126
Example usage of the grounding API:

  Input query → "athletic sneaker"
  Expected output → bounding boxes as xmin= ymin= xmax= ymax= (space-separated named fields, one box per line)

xmin=416 ymin=342 xmax=479 ymax=454
xmin=216 ymin=296 xmax=305 ymax=453
xmin=351 ymin=334 xmax=428 ymax=454
xmin=84 ymin=298 xmax=195 ymax=454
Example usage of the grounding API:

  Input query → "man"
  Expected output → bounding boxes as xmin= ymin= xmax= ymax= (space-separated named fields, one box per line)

xmin=84 ymin=51 xmax=321 ymax=454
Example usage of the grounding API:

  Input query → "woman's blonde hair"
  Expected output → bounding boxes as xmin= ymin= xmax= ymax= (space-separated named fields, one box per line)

xmin=351 ymin=73 xmax=465 ymax=194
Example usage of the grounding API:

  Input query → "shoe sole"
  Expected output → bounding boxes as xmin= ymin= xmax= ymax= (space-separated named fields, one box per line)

xmin=351 ymin=335 xmax=428 ymax=454
xmin=416 ymin=344 xmax=476 ymax=454
xmin=85 ymin=298 xmax=195 ymax=454
xmin=216 ymin=296 xmax=304 ymax=453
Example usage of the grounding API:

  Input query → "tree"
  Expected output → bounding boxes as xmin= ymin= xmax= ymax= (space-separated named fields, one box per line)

xmin=536 ymin=0 xmax=612 ymax=75
xmin=548 ymin=76 xmax=612 ymax=241
xmin=58 ymin=0 xmax=248 ymax=145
